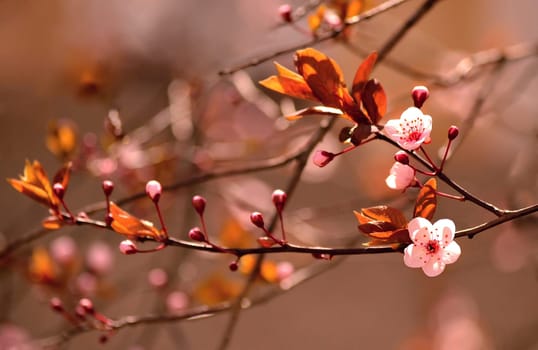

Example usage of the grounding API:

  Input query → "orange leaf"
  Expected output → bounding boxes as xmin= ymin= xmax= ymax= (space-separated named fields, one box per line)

xmin=360 ymin=79 xmax=387 ymax=124
xmin=193 ymin=273 xmax=241 ymax=306
xmin=294 ymin=48 xmax=347 ymax=109
xmin=42 ymin=216 xmax=64 ymax=230
xmin=239 ymin=255 xmax=279 ymax=283
xmin=218 ymin=218 xmax=254 ymax=249
xmin=354 ymin=207 xmax=410 ymax=244
xmin=7 ymin=160 xmax=60 ymax=209
xmin=362 ymin=229 xmax=409 ymax=247
xmin=285 ymin=105 xmax=348 ymax=121
xmin=109 ymin=202 xmax=167 ymax=242
xmin=357 ymin=206 xmax=408 ymax=228
xmin=28 ymin=247 xmax=57 ymax=284
xmin=351 ymin=52 xmax=378 ymax=103
xmin=345 ymin=0 xmax=363 ymax=19
xmin=414 ymin=178 xmax=437 ymax=220
xmin=259 ymin=62 xmax=317 ymax=102
xmin=46 ymin=119 xmax=78 ymax=161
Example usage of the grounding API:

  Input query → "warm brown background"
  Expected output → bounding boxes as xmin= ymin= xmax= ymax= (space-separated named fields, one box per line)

xmin=0 ymin=1 xmax=536 ymax=349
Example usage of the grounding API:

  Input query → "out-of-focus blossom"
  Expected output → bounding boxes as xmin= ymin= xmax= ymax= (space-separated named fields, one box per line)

xmin=404 ymin=217 xmax=461 ymax=277
xmin=384 ymin=107 xmax=432 ymax=151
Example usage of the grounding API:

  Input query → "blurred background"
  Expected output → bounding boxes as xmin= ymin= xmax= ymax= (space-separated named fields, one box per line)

xmin=0 ymin=0 xmax=537 ymax=349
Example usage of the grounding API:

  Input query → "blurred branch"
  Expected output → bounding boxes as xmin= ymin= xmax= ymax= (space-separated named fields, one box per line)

xmin=218 ymin=0 xmax=411 ymax=75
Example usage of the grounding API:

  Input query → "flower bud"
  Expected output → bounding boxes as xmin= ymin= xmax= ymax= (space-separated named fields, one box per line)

xmin=229 ymin=261 xmax=239 ymax=271
xmin=145 ymin=180 xmax=162 ymax=203
xmin=448 ymin=125 xmax=459 ymax=140
xmin=272 ymin=189 xmax=287 ymax=212
xmin=119 ymin=240 xmax=138 ymax=255
xmin=53 ymin=183 xmax=65 ymax=200
xmin=188 ymin=227 xmax=206 ymax=242
xmin=192 ymin=195 xmax=206 ymax=215
xmin=394 ymin=151 xmax=409 ymax=165
xmin=257 ymin=236 xmax=275 ymax=248
xmin=50 ymin=297 xmax=64 ymax=312
xmin=78 ymin=298 xmax=94 ymax=314
xmin=250 ymin=212 xmax=265 ymax=228
xmin=102 ymin=180 xmax=114 ymax=196
xmin=278 ymin=4 xmax=292 ymax=22
xmin=411 ymin=85 xmax=429 ymax=108
xmin=313 ymin=150 xmax=335 ymax=167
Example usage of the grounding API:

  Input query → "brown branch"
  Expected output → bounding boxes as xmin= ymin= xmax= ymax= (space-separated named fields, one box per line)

xmin=218 ymin=0 xmax=410 ymax=75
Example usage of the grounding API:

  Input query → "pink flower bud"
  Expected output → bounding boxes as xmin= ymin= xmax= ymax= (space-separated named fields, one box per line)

xmin=188 ymin=227 xmax=206 ymax=242
xmin=148 ymin=268 xmax=168 ymax=289
xmin=50 ymin=236 xmax=77 ymax=265
xmin=50 ymin=297 xmax=64 ymax=312
xmin=394 ymin=151 xmax=410 ymax=165
xmin=448 ymin=125 xmax=459 ymax=140
xmin=53 ymin=183 xmax=65 ymax=200
xmin=411 ymin=85 xmax=429 ymax=108
xmin=192 ymin=195 xmax=206 ymax=215
xmin=119 ymin=240 xmax=138 ymax=255
xmin=145 ymin=180 xmax=162 ymax=203
xmin=78 ymin=298 xmax=94 ymax=314
xmin=313 ymin=150 xmax=335 ymax=167
xmin=272 ymin=189 xmax=287 ymax=212
xmin=278 ymin=4 xmax=292 ymax=22
xmin=101 ymin=180 xmax=114 ymax=196
xmin=250 ymin=212 xmax=265 ymax=228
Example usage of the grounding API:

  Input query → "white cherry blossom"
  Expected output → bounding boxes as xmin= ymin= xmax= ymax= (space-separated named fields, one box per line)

xmin=384 ymin=107 xmax=432 ymax=151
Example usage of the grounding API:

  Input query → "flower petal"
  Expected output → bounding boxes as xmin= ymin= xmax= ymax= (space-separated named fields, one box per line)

xmin=433 ymin=218 xmax=456 ymax=244
xmin=385 ymin=162 xmax=415 ymax=190
xmin=442 ymin=241 xmax=461 ymax=264
xmin=422 ymin=258 xmax=446 ymax=277
xmin=404 ymin=244 xmax=428 ymax=268
xmin=383 ymin=119 xmax=402 ymax=140
xmin=408 ymin=217 xmax=432 ymax=244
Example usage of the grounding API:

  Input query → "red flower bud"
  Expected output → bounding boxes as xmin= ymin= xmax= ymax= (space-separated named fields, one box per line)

xmin=229 ymin=261 xmax=239 ymax=271
xmin=448 ymin=125 xmax=459 ymax=140
xmin=145 ymin=180 xmax=162 ymax=203
xmin=53 ymin=183 xmax=65 ymax=200
xmin=411 ymin=85 xmax=429 ymax=108
xmin=188 ymin=227 xmax=206 ymax=242
xmin=119 ymin=240 xmax=138 ymax=255
xmin=272 ymin=189 xmax=287 ymax=212
xmin=313 ymin=150 xmax=335 ymax=167
xmin=278 ymin=4 xmax=292 ymax=22
xmin=102 ymin=180 xmax=114 ymax=196
xmin=394 ymin=151 xmax=410 ymax=165
xmin=78 ymin=298 xmax=94 ymax=314
xmin=250 ymin=212 xmax=265 ymax=228
xmin=50 ymin=297 xmax=64 ymax=312
xmin=192 ymin=195 xmax=206 ymax=215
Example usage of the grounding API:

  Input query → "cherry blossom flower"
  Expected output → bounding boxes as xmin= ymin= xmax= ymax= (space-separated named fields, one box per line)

xmin=385 ymin=162 xmax=415 ymax=190
xmin=404 ymin=217 xmax=461 ymax=277
xmin=384 ymin=107 xmax=432 ymax=151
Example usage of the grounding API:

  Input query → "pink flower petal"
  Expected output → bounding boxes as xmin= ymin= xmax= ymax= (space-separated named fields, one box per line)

xmin=442 ymin=241 xmax=461 ymax=264
xmin=422 ymin=258 xmax=446 ymax=277
xmin=385 ymin=162 xmax=415 ymax=190
xmin=408 ymin=217 xmax=432 ymax=244
xmin=404 ymin=244 xmax=428 ymax=268
xmin=433 ymin=219 xmax=456 ymax=246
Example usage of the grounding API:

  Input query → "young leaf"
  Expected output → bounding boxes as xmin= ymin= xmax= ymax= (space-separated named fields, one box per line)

xmin=109 ymin=202 xmax=168 ymax=242
xmin=413 ymin=178 xmax=437 ymax=220
xmin=285 ymin=106 xmax=347 ymax=121
xmin=28 ymin=247 xmax=57 ymax=284
xmin=353 ymin=206 xmax=410 ymax=244
xmin=357 ymin=205 xmax=408 ymax=228
xmin=360 ymin=79 xmax=387 ymax=124
xmin=259 ymin=62 xmax=317 ymax=102
xmin=46 ymin=119 xmax=78 ymax=161
xmin=294 ymin=48 xmax=348 ymax=109
xmin=351 ymin=52 xmax=378 ymax=103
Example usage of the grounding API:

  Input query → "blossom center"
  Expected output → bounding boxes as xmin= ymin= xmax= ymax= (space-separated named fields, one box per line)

xmin=426 ymin=240 xmax=440 ymax=255
xmin=406 ymin=130 xmax=422 ymax=141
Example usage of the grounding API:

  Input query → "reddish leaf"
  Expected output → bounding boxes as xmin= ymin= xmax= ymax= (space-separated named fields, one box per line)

xmin=360 ymin=79 xmax=387 ymax=124
xmin=351 ymin=52 xmax=378 ymax=103
xmin=358 ymin=206 xmax=408 ymax=228
xmin=354 ymin=207 xmax=410 ymax=244
xmin=109 ymin=202 xmax=167 ymax=242
xmin=42 ymin=216 xmax=63 ymax=230
xmin=46 ymin=119 xmax=78 ymax=161
xmin=414 ymin=178 xmax=437 ymax=220
xmin=259 ymin=62 xmax=317 ymax=102
xmin=28 ymin=247 xmax=57 ymax=284
xmin=358 ymin=221 xmax=400 ymax=234
xmin=294 ymin=48 xmax=347 ymax=109
xmin=285 ymin=105 xmax=347 ymax=121
xmin=362 ymin=229 xmax=410 ymax=246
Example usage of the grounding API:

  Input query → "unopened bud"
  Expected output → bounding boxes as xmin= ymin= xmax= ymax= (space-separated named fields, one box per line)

xmin=448 ymin=125 xmax=459 ymax=140
xmin=250 ymin=212 xmax=265 ymax=228
xmin=192 ymin=195 xmax=206 ymax=215
xmin=394 ymin=151 xmax=409 ymax=165
xmin=188 ymin=227 xmax=206 ymax=242
xmin=102 ymin=180 xmax=114 ymax=196
xmin=53 ymin=183 xmax=65 ymax=200
xmin=229 ymin=261 xmax=239 ymax=271
xmin=78 ymin=298 xmax=94 ymax=314
xmin=278 ymin=4 xmax=292 ymax=22
xmin=411 ymin=86 xmax=429 ymax=108
xmin=272 ymin=189 xmax=287 ymax=212
xmin=119 ymin=240 xmax=138 ymax=255
xmin=257 ymin=236 xmax=275 ymax=248
xmin=145 ymin=180 xmax=162 ymax=203
xmin=313 ymin=150 xmax=335 ymax=167
xmin=50 ymin=297 xmax=64 ymax=312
